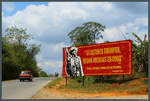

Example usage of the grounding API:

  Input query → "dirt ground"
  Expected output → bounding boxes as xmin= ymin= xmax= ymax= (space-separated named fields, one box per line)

xmin=32 ymin=78 xmax=148 ymax=99
xmin=32 ymin=87 xmax=148 ymax=99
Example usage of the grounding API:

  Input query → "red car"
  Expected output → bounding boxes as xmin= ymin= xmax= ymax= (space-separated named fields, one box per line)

xmin=19 ymin=71 xmax=33 ymax=82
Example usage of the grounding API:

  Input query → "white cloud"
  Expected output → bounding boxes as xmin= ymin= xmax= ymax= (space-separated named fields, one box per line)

xmin=80 ymin=2 xmax=113 ymax=11
xmin=35 ymin=42 xmax=67 ymax=62
xmin=38 ymin=61 xmax=62 ymax=69
xmin=42 ymin=42 xmax=66 ymax=55
xmin=104 ymin=27 xmax=122 ymax=40
xmin=37 ymin=60 xmax=62 ymax=74
xmin=3 ymin=2 xmax=89 ymax=44
xmin=135 ymin=17 xmax=148 ymax=26
xmin=97 ymin=17 xmax=148 ymax=42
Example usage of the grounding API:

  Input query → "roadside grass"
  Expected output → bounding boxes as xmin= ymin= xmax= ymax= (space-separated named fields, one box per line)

xmin=47 ymin=78 xmax=62 ymax=88
xmin=142 ymin=79 xmax=148 ymax=85
xmin=47 ymin=72 xmax=148 ymax=94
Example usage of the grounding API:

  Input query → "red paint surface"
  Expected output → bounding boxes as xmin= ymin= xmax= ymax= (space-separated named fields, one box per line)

xmin=62 ymin=40 xmax=132 ymax=77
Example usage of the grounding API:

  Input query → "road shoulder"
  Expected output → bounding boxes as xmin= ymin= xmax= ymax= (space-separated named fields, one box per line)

xmin=32 ymin=85 xmax=148 ymax=99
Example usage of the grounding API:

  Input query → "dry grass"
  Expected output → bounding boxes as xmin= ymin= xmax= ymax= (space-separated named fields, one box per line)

xmin=32 ymin=76 xmax=148 ymax=99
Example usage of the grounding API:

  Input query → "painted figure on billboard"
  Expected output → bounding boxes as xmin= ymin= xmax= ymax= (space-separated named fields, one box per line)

xmin=65 ymin=47 xmax=84 ymax=77
xmin=62 ymin=40 xmax=132 ymax=77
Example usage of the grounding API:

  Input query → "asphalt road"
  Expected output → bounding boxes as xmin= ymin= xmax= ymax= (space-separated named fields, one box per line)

xmin=2 ymin=77 xmax=54 ymax=99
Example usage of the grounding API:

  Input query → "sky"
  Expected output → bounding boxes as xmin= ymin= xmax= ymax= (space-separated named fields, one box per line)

xmin=2 ymin=2 xmax=148 ymax=75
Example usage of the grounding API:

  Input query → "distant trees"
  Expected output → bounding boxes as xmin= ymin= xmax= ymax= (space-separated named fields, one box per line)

xmin=48 ymin=73 xmax=54 ymax=77
xmin=39 ymin=71 xmax=48 ymax=77
xmin=2 ymin=26 xmax=41 ymax=80
xmin=68 ymin=21 xmax=105 ymax=46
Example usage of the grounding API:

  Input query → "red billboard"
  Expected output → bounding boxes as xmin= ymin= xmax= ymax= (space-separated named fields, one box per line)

xmin=62 ymin=40 xmax=132 ymax=77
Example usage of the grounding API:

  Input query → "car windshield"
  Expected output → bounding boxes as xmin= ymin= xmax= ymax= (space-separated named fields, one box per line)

xmin=21 ymin=71 xmax=30 ymax=74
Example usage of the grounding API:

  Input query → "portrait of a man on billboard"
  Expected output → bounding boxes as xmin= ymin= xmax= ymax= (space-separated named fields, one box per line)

xmin=65 ymin=47 xmax=84 ymax=77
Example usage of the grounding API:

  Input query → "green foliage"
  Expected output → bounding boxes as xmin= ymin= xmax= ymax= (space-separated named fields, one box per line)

xmin=39 ymin=71 xmax=48 ymax=77
xmin=5 ymin=26 xmax=32 ymax=45
xmin=56 ymin=77 xmax=147 ymax=93
xmin=121 ymin=32 xmax=148 ymax=76
xmin=2 ymin=26 xmax=41 ymax=80
xmin=68 ymin=21 xmax=105 ymax=46
xmin=132 ymin=72 xmax=146 ymax=78
xmin=48 ymin=73 xmax=54 ymax=77
xmin=47 ymin=78 xmax=61 ymax=88
xmin=2 ymin=39 xmax=20 ymax=80
xmin=131 ymin=33 xmax=148 ymax=76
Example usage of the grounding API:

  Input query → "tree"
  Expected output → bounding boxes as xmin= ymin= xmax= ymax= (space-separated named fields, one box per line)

xmin=132 ymin=33 xmax=148 ymax=76
xmin=2 ymin=26 xmax=41 ymax=80
xmin=2 ymin=38 xmax=21 ymax=80
xmin=68 ymin=21 xmax=106 ymax=46
xmin=4 ymin=26 xmax=32 ymax=70
xmin=48 ymin=73 xmax=54 ymax=77
xmin=39 ymin=71 xmax=48 ymax=77
xmin=5 ymin=26 xmax=32 ymax=46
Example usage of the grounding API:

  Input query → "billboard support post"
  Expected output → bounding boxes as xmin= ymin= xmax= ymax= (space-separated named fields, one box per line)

xmin=82 ymin=76 xmax=85 ymax=87
xmin=99 ymin=76 xmax=100 ymax=86
xmin=102 ymin=76 xmax=104 ymax=87
xmin=100 ymin=76 xmax=103 ymax=87
xmin=66 ymin=77 xmax=67 ymax=87
xmin=133 ymin=52 xmax=135 ymax=74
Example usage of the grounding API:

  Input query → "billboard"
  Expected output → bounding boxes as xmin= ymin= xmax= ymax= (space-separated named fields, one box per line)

xmin=62 ymin=40 xmax=132 ymax=77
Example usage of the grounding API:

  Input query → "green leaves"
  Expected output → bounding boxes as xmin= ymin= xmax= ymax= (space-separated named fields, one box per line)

xmin=5 ymin=26 xmax=32 ymax=45
xmin=2 ymin=26 xmax=41 ymax=80
xmin=132 ymin=32 xmax=143 ymax=44
xmin=39 ymin=71 xmax=48 ymax=77
xmin=68 ymin=21 xmax=105 ymax=46
xmin=132 ymin=33 xmax=148 ymax=76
